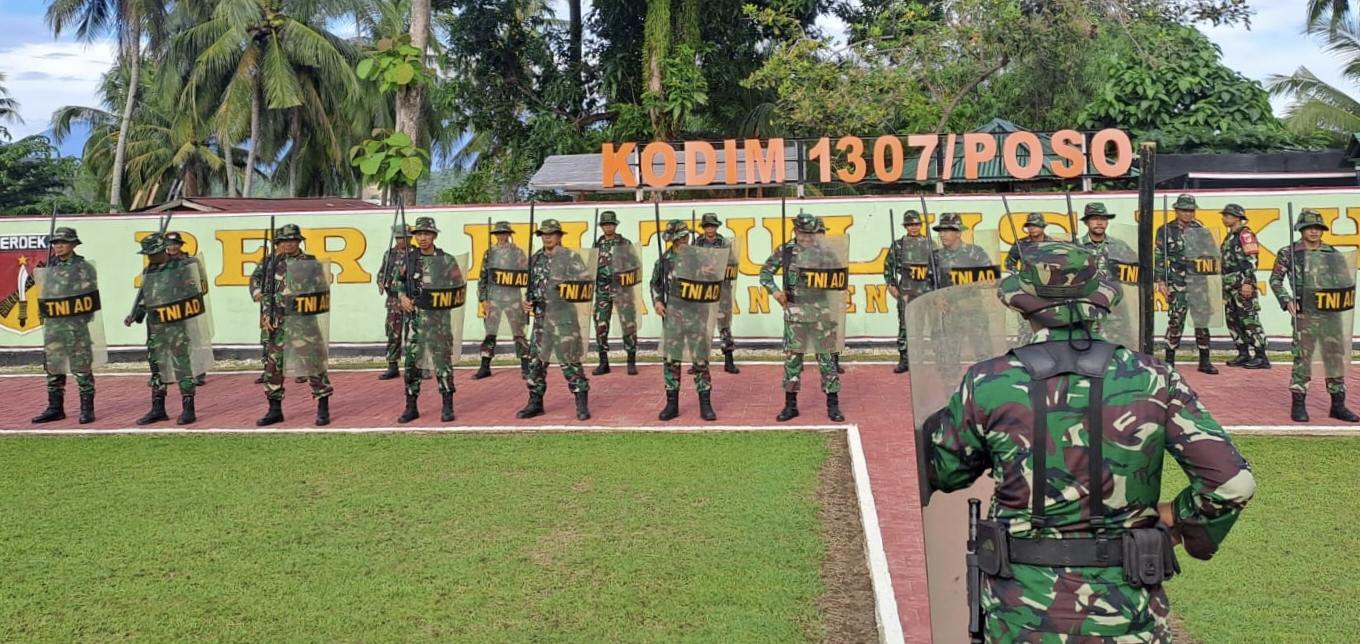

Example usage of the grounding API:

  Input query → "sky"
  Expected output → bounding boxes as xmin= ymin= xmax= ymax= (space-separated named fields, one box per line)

xmin=0 ymin=0 xmax=1351 ymax=141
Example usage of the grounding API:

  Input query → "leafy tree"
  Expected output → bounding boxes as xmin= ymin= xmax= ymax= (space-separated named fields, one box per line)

xmin=1268 ymin=9 xmax=1360 ymax=146
xmin=0 ymin=72 xmax=20 ymax=141
xmin=0 ymin=136 xmax=110 ymax=214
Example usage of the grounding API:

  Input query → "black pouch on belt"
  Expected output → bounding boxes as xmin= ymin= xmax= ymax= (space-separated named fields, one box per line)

xmin=1122 ymin=525 xmax=1181 ymax=587
xmin=975 ymin=520 xmax=1014 ymax=579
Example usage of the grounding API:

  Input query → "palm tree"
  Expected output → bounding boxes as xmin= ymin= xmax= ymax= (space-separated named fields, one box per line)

xmin=0 ymin=72 xmax=20 ymax=140
xmin=1268 ymin=15 xmax=1360 ymax=143
xmin=46 ymin=0 xmax=166 ymax=211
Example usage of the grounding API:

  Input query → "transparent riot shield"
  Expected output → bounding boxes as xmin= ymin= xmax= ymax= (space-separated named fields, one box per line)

xmin=35 ymin=260 xmax=107 ymax=374
xmin=787 ymin=235 xmax=849 ymax=354
xmin=717 ymin=237 xmax=740 ymax=331
xmin=610 ymin=242 xmax=642 ymax=343
xmin=415 ymin=252 xmax=468 ymax=372
xmin=281 ymin=258 xmax=331 ymax=378
xmin=1297 ymin=249 xmax=1356 ymax=380
xmin=1099 ymin=224 xmax=1142 ymax=348
xmin=539 ymin=247 xmax=597 ymax=363
xmin=190 ymin=255 xmax=214 ymax=339
xmin=894 ymin=236 xmax=935 ymax=299
xmin=484 ymin=243 xmax=530 ymax=338
xmin=141 ymin=261 xmax=214 ymax=383
xmin=663 ymin=246 xmax=727 ymax=363
xmin=1183 ymin=227 xmax=1225 ymax=329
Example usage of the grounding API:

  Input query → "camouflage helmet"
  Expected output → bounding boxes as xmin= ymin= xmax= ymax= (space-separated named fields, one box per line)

xmin=792 ymin=212 xmax=819 ymax=234
xmin=997 ymin=241 xmax=1120 ymax=328
xmin=49 ymin=227 xmax=81 ymax=245
xmin=1221 ymin=203 xmax=1246 ymax=220
xmin=273 ymin=223 xmax=305 ymax=241
xmin=700 ymin=212 xmax=721 ymax=227
xmin=1022 ymin=212 xmax=1048 ymax=228
xmin=902 ymin=210 xmax=923 ymax=226
xmin=410 ymin=217 xmax=440 ymax=234
xmin=138 ymin=233 xmax=167 ymax=255
xmin=815 ymin=217 xmax=828 ymax=233
xmin=1295 ymin=208 xmax=1328 ymax=232
xmin=663 ymin=219 xmax=691 ymax=242
xmin=491 ymin=220 xmax=514 ymax=235
xmin=163 ymin=231 xmax=185 ymax=245
xmin=598 ymin=210 xmax=620 ymax=226
xmin=1173 ymin=193 xmax=1197 ymax=211
xmin=391 ymin=223 xmax=411 ymax=238
xmin=933 ymin=212 xmax=967 ymax=232
xmin=535 ymin=218 xmax=564 ymax=235
xmin=1081 ymin=202 xmax=1113 ymax=221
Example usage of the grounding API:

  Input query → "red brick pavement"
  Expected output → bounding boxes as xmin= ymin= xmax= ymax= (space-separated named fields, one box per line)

xmin=3 ymin=361 xmax=1353 ymax=641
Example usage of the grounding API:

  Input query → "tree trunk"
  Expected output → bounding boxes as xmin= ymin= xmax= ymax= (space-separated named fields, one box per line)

xmin=394 ymin=0 xmax=431 ymax=205
xmin=110 ymin=26 xmax=141 ymax=212
xmin=568 ymin=0 xmax=583 ymax=83
xmin=221 ymin=136 xmax=236 ymax=196
xmin=642 ymin=0 xmax=671 ymax=138
xmin=289 ymin=107 xmax=301 ymax=196
xmin=245 ymin=81 xmax=261 ymax=197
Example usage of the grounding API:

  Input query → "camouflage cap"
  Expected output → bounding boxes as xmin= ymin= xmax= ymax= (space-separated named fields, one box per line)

xmin=391 ymin=223 xmax=411 ymax=238
xmin=1173 ymin=193 xmax=1197 ymax=211
xmin=598 ymin=210 xmax=620 ymax=225
xmin=410 ymin=217 xmax=440 ymax=234
xmin=902 ymin=210 xmax=923 ymax=225
xmin=663 ymin=219 xmax=691 ymax=242
xmin=700 ymin=212 xmax=720 ymax=227
xmin=491 ymin=220 xmax=514 ymax=234
xmin=163 ymin=231 xmax=185 ymax=245
xmin=274 ymin=223 xmax=305 ymax=241
xmin=996 ymin=241 xmax=1119 ymax=328
xmin=49 ymin=227 xmax=81 ymax=244
xmin=536 ymin=218 xmax=564 ymax=235
xmin=1022 ymin=212 xmax=1048 ymax=228
xmin=1221 ymin=203 xmax=1246 ymax=219
xmin=1295 ymin=208 xmax=1328 ymax=232
xmin=1081 ymin=202 xmax=1113 ymax=220
xmin=138 ymin=233 xmax=167 ymax=255
xmin=793 ymin=212 xmax=819 ymax=234
xmin=933 ymin=212 xmax=967 ymax=232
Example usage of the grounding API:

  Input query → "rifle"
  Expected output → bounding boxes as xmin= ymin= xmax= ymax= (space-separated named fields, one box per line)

xmin=1286 ymin=202 xmax=1301 ymax=344
xmin=18 ymin=205 xmax=58 ymax=328
xmin=1064 ymin=187 xmax=1077 ymax=243
xmin=127 ymin=211 xmax=175 ymax=325
xmin=592 ymin=207 xmax=600 ymax=248
xmin=887 ymin=208 xmax=897 ymax=296
xmin=378 ymin=205 xmax=401 ymax=297
xmin=525 ymin=201 xmax=537 ymax=311
xmin=691 ymin=209 xmax=697 ymax=244
xmin=1000 ymin=194 xmax=1027 ymax=272
xmin=966 ymin=498 xmax=984 ymax=643
xmin=1161 ymin=194 xmax=1169 ymax=287
xmin=919 ymin=193 xmax=940 ymax=290
xmin=654 ymin=201 xmax=667 ymax=307
xmin=781 ymin=197 xmax=791 ymax=304
xmin=397 ymin=196 xmax=414 ymax=346
xmin=259 ymin=214 xmax=281 ymax=330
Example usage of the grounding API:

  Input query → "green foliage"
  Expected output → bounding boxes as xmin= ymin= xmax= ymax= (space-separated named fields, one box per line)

xmin=0 ymin=136 xmax=108 ymax=214
xmin=349 ymin=129 xmax=430 ymax=188
xmin=356 ymin=35 xmax=427 ymax=94
xmin=0 ymin=71 xmax=19 ymax=141
xmin=1268 ymin=13 xmax=1360 ymax=146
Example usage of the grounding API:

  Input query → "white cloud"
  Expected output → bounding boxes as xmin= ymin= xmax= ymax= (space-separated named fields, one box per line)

xmin=0 ymin=39 xmax=116 ymax=139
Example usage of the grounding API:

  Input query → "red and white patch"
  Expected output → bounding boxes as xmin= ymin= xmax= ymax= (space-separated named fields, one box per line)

xmin=1238 ymin=228 xmax=1259 ymax=256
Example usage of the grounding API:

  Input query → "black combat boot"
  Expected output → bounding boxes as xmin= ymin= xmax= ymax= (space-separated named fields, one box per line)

xmin=658 ymin=390 xmax=680 ymax=421
xmin=31 ymin=390 xmax=65 ymax=423
xmin=1329 ymin=392 xmax=1359 ymax=422
xmin=1226 ymin=345 xmax=1250 ymax=367
xmin=723 ymin=350 xmax=740 ymax=374
xmin=893 ymin=351 xmax=910 ymax=374
xmin=378 ymin=362 xmax=400 ymax=380
xmin=592 ymin=353 xmax=611 ymax=375
xmin=827 ymin=393 xmax=845 ymax=422
xmin=776 ymin=392 xmax=799 ymax=422
xmin=1163 ymin=348 xmax=1175 ymax=366
xmin=472 ymin=357 xmax=492 ymax=380
xmin=78 ymin=393 xmax=95 ymax=424
xmin=1242 ymin=348 xmax=1271 ymax=370
xmin=194 ymin=374 xmax=207 ymax=386
xmin=698 ymin=391 xmax=717 ymax=421
xmin=626 ymin=352 xmax=638 ymax=375
xmin=833 ymin=353 xmax=846 ymax=374
xmin=516 ymin=394 xmax=544 ymax=419
xmin=398 ymin=394 xmax=420 ymax=423
xmin=315 ymin=397 xmax=331 ymax=426
xmin=574 ymin=391 xmax=591 ymax=420
xmin=1197 ymin=349 xmax=1218 ymax=375
xmin=176 ymin=395 xmax=196 ymax=425
xmin=256 ymin=399 xmax=284 ymax=426
xmin=136 ymin=392 xmax=169 ymax=425
xmin=441 ymin=392 xmax=455 ymax=422
xmin=519 ymin=357 xmax=530 ymax=379
xmin=1291 ymin=392 xmax=1309 ymax=423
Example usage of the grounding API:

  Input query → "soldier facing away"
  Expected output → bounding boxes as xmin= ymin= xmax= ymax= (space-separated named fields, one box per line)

xmin=31 ymin=226 xmax=102 ymax=424
xmin=250 ymin=224 xmax=334 ymax=426
xmin=164 ymin=232 xmax=209 ymax=387
xmin=517 ymin=218 xmax=592 ymax=421
xmin=652 ymin=219 xmax=724 ymax=421
xmin=1269 ymin=208 xmax=1359 ymax=423
xmin=1154 ymin=193 xmax=1219 ymax=374
xmin=395 ymin=217 xmax=465 ymax=423
xmin=692 ymin=212 xmax=740 ymax=374
xmin=376 ymin=223 xmax=411 ymax=380
xmin=591 ymin=210 xmax=640 ymax=375
xmin=125 ymin=233 xmax=203 ymax=425
xmin=473 ymin=220 xmax=530 ymax=380
xmin=883 ymin=209 xmax=934 ymax=374
xmin=920 ymin=241 xmax=1256 ymax=641
xmin=1220 ymin=204 xmax=1270 ymax=369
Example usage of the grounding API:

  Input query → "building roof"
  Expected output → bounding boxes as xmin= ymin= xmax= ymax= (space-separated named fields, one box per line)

xmin=138 ymin=197 xmax=381 ymax=213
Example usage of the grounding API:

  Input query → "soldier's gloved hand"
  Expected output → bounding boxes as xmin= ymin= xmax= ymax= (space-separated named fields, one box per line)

xmin=888 ymin=286 xmax=899 ymax=299
xmin=261 ymin=315 xmax=276 ymax=333
xmin=654 ymin=301 xmax=667 ymax=317
xmin=1240 ymin=283 xmax=1255 ymax=298
xmin=773 ymin=291 xmax=787 ymax=306
xmin=252 ymin=292 xmax=262 ymax=303
xmin=1286 ymin=301 xmax=1299 ymax=316
xmin=521 ymin=300 xmax=532 ymax=314
xmin=400 ymin=295 xmax=415 ymax=313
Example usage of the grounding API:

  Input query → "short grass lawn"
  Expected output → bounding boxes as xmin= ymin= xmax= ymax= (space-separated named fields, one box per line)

xmin=0 ymin=432 xmax=836 ymax=642
xmin=1165 ymin=436 xmax=1360 ymax=643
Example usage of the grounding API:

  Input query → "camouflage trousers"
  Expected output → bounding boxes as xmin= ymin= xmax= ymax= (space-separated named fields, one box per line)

xmin=1164 ymin=285 xmax=1210 ymax=351
xmin=383 ymin=296 xmax=405 ymax=365
xmin=983 ymin=565 xmax=1171 ymax=642
xmin=1223 ymin=287 xmax=1266 ymax=352
xmin=261 ymin=328 xmax=333 ymax=401
xmin=46 ymin=372 xmax=94 ymax=397
xmin=44 ymin=320 xmax=95 ymax=396
xmin=716 ymin=285 xmax=735 ymax=352
xmin=1290 ymin=315 xmax=1348 ymax=395
xmin=593 ymin=295 xmax=638 ymax=353
xmin=404 ymin=309 xmax=456 ymax=396
xmin=479 ymin=300 xmax=529 ymax=361
xmin=664 ymin=360 xmax=712 ymax=392
xmin=525 ymin=317 xmax=589 ymax=396
xmin=783 ymin=321 xmax=841 ymax=394
xmin=147 ymin=323 xmax=196 ymax=395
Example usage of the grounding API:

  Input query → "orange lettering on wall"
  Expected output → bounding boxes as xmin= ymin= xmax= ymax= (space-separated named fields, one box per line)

xmin=1048 ymin=129 xmax=1086 ymax=178
xmin=1090 ymin=129 xmax=1133 ymax=177
xmin=835 ymin=136 xmax=867 ymax=183
xmin=907 ymin=134 xmax=938 ymax=182
xmin=601 ymin=142 xmax=638 ymax=188
xmin=744 ymin=138 xmax=785 ymax=184
xmin=1002 ymin=131 xmax=1044 ymax=180
xmin=641 ymin=142 xmax=677 ymax=188
xmin=873 ymin=135 xmax=904 ymax=183
xmin=962 ymin=133 xmax=997 ymax=180
xmin=684 ymin=141 xmax=718 ymax=186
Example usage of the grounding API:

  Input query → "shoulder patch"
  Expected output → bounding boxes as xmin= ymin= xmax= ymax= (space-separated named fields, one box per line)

xmin=1238 ymin=229 xmax=1259 ymax=255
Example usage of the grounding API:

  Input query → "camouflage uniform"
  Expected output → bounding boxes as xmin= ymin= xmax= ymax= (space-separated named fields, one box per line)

xmin=1003 ymin=213 xmax=1053 ymax=273
xmin=252 ymin=250 xmax=333 ymax=402
xmin=1078 ymin=203 xmax=1138 ymax=346
xmin=882 ymin=210 xmax=934 ymax=371
xmin=164 ymin=232 xmax=208 ymax=386
xmin=693 ymin=212 xmax=739 ymax=372
xmin=1153 ymin=194 xmax=1214 ymax=364
xmin=129 ymin=234 xmax=202 ymax=425
xmin=592 ymin=211 xmax=639 ymax=370
xmin=32 ymin=226 xmax=99 ymax=424
xmin=524 ymin=226 xmax=591 ymax=399
xmin=376 ymin=224 xmax=411 ymax=376
xmin=1219 ymin=204 xmax=1269 ymax=366
xmin=474 ymin=221 xmax=530 ymax=376
xmin=924 ymin=242 xmax=1255 ymax=642
xmin=760 ymin=242 xmax=839 ymax=395
xmin=397 ymin=256 xmax=460 ymax=398
xmin=928 ymin=214 xmax=996 ymax=381
xmin=652 ymin=224 xmax=713 ymax=395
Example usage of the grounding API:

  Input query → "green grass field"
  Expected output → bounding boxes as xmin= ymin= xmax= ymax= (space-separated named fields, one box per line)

xmin=1166 ymin=436 xmax=1360 ymax=644
xmin=0 ymin=432 xmax=855 ymax=643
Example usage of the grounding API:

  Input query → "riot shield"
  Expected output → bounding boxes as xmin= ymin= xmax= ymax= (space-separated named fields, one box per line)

xmin=484 ymin=243 xmax=530 ymax=338
xmin=787 ymin=235 xmax=849 ymax=354
xmin=610 ymin=242 xmax=642 ymax=342
xmin=894 ymin=236 xmax=935 ymax=298
xmin=415 ymin=252 xmax=468 ymax=372
xmin=1297 ymin=249 xmax=1356 ymax=380
xmin=539 ymin=247 xmax=597 ymax=363
xmin=190 ymin=255 xmax=214 ymax=338
xmin=663 ymin=246 xmax=727 ymax=363
xmin=35 ymin=260 xmax=108 ymax=374
xmin=282 ymin=258 xmax=331 ymax=378
xmin=1099 ymin=224 xmax=1142 ymax=348
xmin=1183 ymin=227 xmax=1225 ymax=329
xmin=716 ymin=237 xmax=740 ymax=331
xmin=141 ymin=261 xmax=214 ymax=383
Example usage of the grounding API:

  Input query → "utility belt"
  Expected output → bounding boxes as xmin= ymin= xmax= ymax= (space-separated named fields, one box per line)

xmin=975 ymin=521 xmax=1179 ymax=587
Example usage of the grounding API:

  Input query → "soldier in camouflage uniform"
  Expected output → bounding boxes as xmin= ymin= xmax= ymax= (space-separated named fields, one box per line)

xmin=693 ymin=212 xmax=740 ymax=374
xmin=1078 ymin=202 xmax=1138 ymax=345
xmin=759 ymin=212 xmax=845 ymax=422
xmin=1270 ymin=209 xmax=1359 ymax=423
xmin=1154 ymin=193 xmax=1218 ymax=374
xmin=30 ymin=227 xmax=99 ymax=424
xmin=164 ymin=232 xmax=209 ymax=387
xmin=1220 ymin=204 xmax=1270 ymax=369
xmin=591 ymin=210 xmax=639 ymax=375
xmin=394 ymin=217 xmax=463 ymax=423
xmin=815 ymin=218 xmax=848 ymax=375
xmin=883 ymin=210 xmax=934 ymax=374
xmin=125 ymin=233 xmax=199 ymax=425
xmin=931 ymin=213 xmax=993 ymax=287
xmin=250 ymin=224 xmax=334 ymax=426
xmin=516 ymin=219 xmax=592 ymax=421
xmin=1003 ymin=212 xmax=1053 ymax=272
xmin=652 ymin=220 xmax=720 ymax=421
xmin=473 ymin=220 xmax=530 ymax=380
xmin=921 ymin=241 xmax=1256 ymax=642
xmin=376 ymin=223 xmax=411 ymax=380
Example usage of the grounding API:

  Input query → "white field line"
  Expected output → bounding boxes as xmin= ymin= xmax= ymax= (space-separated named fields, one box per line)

xmin=846 ymin=425 xmax=906 ymax=644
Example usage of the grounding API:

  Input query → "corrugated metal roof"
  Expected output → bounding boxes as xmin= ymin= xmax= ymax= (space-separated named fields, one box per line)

xmin=140 ymin=197 xmax=381 ymax=213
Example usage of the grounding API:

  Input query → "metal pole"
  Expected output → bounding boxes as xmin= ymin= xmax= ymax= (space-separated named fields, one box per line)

xmin=1136 ymin=142 xmax=1157 ymax=354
